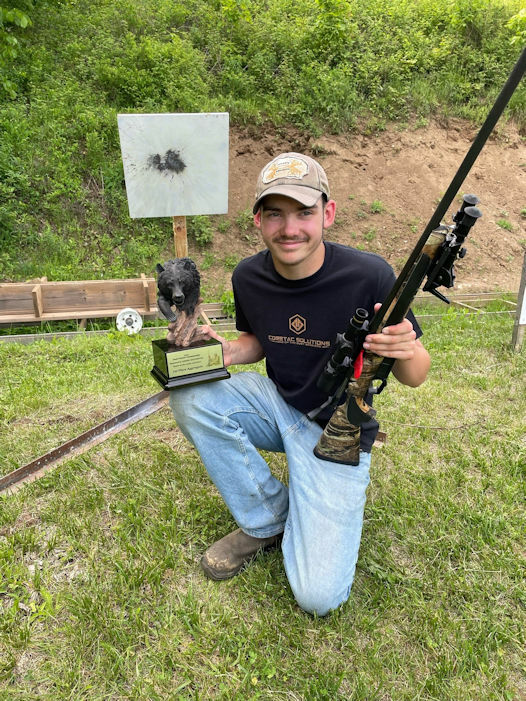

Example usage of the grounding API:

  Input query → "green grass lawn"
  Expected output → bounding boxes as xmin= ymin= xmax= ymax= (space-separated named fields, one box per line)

xmin=0 ymin=309 xmax=524 ymax=700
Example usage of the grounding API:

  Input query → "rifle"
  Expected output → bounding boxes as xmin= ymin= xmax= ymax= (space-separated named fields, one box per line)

xmin=308 ymin=46 xmax=526 ymax=466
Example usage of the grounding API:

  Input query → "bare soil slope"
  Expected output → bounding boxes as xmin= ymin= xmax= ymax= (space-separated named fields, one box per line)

xmin=196 ymin=120 xmax=525 ymax=299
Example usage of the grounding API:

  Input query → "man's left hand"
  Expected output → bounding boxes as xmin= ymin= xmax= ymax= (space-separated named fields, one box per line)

xmin=362 ymin=303 xmax=417 ymax=360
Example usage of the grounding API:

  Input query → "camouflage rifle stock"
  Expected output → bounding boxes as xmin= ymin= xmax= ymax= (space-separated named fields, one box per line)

xmin=309 ymin=46 xmax=526 ymax=465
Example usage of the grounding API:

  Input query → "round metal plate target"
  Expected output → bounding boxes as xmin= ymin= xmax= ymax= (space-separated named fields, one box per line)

xmin=116 ymin=308 xmax=143 ymax=335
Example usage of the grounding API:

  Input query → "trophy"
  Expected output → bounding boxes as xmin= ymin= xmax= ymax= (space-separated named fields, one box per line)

xmin=150 ymin=258 xmax=230 ymax=390
xmin=116 ymin=111 xmax=231 ymax=391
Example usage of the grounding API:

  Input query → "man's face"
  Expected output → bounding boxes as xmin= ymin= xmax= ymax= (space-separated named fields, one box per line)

xmin=253 ymin=194 xmax=336 ymax=279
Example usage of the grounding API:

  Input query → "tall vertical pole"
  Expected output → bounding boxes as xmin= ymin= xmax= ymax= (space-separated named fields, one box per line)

xmin=511 ymin=251 xmax=526 ymax=351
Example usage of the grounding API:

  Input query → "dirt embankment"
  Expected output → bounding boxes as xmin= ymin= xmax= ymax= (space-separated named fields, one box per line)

xmin=196 ymin=119 xmax=525 ymax=298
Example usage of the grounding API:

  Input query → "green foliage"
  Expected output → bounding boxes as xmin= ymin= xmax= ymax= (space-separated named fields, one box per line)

xmin=496 ymin=218 xmax=513 ymax=231
xmin=223 ymin=254 xmax=240 ymax=270
xmin=370 ymin=199 xmax=385 ymax=214
xmin=0 ymin=2 xmax=31 ymax=97
xmin=506 ymin=7 xmax=526 ymax=45
xmin=235 ymin=207 xmax=254 ymax=233
xmin=188 ymin=215 xmax=214 ymax=248
xmin=0 ymin=0 xmax=524 ymax=282
xmin=220 ymin=288 xmax=235 ymax=317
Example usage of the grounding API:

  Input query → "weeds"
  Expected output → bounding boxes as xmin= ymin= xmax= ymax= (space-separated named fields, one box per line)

xmin=220 ymin=289 xmax=235 ymax=318
xmin=223 ymin=254 xmax=240 ymax=270
xmin=188 ymin=215 xmax=214 ymax=248
xmin=496 ymin=218 xmax=514 ymax=231
xmin=370 ymin=200 xmax=385 ymax=214
xmin=235 ymin=208 xmax=254 ymax=235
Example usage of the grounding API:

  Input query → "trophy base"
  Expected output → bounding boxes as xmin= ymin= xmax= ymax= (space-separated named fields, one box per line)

xmin=151 ymin=337 xmax=230 ymax=391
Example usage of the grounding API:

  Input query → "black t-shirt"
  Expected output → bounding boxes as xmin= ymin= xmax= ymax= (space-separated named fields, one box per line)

xmin=232 ymin=241 xmax=422 ymax=451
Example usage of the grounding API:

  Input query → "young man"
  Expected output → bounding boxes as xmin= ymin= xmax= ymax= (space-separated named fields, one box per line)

xmin=170 ymin=152 xmax=430 ymax=616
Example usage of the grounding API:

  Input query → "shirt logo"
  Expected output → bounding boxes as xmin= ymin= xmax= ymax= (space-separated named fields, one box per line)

xmin=289 ymin=314 xmax=306 ymax=335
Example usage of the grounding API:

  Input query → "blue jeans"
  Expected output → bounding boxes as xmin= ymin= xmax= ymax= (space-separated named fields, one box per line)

xmin=169 ymin=372 xmax=371 ymax=616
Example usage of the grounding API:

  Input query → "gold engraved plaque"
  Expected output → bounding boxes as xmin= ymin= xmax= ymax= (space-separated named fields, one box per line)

xmin=151 ymin=338 xmax=230 ymax=390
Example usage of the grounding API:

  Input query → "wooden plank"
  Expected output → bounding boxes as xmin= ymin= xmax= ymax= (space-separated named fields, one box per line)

xmin=0 ymin=284 xmax=41 ymax=314
xmin=39 ymin=280 xmax=156 ymax=313
xmin=0 ymin=306 xmax=227 ymax=326
xmin=173 ymin=216 xmax=188 ymax=258
xmin=5 ymin=278 xmax=516 ymax=329
xmin=451 ymin=301 xmax=481 ymax=312
xmin=200 ymin=309 xmax=211 ymax=325
xmin=413 ymin=291 xmax=517 ymax=306
xmin=0 ymin=278 xmax=159 ymax=324
xmin=0 ymin=313 xmax=39 ymax=324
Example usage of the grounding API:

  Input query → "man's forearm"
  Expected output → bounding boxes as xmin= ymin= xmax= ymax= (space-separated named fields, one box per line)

xmin=227 ymin=332 xmax=265 ymax=366
xmin=392 ymin=340 xmax=430 ymax=387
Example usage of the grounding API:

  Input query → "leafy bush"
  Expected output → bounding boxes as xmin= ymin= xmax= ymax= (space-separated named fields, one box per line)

xmin=0 ymin=1 xmax=31 ymax=97
xmin=188 ymin=215 xmax=214 ymax=248
xmin=221 ymin=289 xmax=235 ymax=318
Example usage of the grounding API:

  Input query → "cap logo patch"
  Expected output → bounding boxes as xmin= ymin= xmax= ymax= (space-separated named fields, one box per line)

xmin=262 ymin=157 xmax=309 ymax=184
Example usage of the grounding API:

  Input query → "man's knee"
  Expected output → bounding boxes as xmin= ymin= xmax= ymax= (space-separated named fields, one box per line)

xmin=289 ymin=576 xmax=351 ymax=617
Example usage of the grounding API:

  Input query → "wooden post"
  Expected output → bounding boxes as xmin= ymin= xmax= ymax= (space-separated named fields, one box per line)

xmin=31 ymin=284 xmax=43 ymax=319
xmin=140 ymin=273 xmax=150 ymax=312
xmin=173 ymin=216 xmax=188 ymax=258
xmin=511 ymin=251 xmax=526 ymax=352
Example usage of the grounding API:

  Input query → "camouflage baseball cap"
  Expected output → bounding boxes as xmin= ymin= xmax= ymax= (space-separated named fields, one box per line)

xmin=253 ymin=152 xmax=330 ymax=214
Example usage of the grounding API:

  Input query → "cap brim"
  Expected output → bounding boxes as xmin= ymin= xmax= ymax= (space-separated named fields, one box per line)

xmin=252 ymin=185 xmax=323 ymax=214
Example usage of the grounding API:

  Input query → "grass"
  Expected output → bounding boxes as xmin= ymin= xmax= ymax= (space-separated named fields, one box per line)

xmin=0 ymin=308 xmax=525 ymax=699
xmin=497 ymin=219 xmax=514 ymax=232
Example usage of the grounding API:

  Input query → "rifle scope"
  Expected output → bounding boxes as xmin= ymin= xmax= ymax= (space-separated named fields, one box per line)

xmin=424 ymin=204 xmax=482 ymax=296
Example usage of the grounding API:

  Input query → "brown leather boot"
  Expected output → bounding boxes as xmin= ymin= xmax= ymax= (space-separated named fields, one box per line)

xmin=201 ymin=528 xmax=283 ymax=580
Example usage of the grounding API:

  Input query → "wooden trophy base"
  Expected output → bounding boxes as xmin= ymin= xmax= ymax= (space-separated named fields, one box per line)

xmin=151 ymin=337 xmax=230 ymax=390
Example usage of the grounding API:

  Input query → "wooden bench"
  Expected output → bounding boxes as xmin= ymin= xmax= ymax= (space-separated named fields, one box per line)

xmin=0 ymin=277 xmax=236 ymax=331
xmin=0 ymin=276 xmax=157 ymax=324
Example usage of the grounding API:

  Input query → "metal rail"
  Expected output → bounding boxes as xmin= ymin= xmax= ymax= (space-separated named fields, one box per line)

xmin=0 ymin=391 xmax=169 ymax=494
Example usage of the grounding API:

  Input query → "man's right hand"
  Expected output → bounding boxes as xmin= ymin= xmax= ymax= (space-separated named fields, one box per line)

xmin=200 ymin=327 xmax=264 ymax=367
